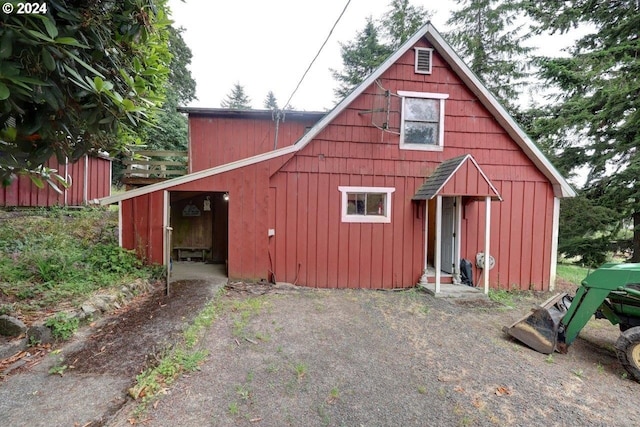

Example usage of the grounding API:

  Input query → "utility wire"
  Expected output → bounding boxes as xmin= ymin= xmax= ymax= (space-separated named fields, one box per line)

xmin=282 ymin=0 xmax=352 ymax=111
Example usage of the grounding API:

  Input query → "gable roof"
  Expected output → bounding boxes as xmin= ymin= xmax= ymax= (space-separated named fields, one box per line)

xmin=99 ymin=22 xmax=574 ymax=206
xmin=412 ymin=154 xmax=501 ymax=201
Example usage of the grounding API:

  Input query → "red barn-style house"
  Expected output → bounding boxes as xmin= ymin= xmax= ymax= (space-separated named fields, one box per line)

xmin=99 ymin=23 xmax=575 ymax=294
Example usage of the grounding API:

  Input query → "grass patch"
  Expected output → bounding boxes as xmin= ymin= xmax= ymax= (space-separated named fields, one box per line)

xmin=487 ymin=289 xmax=516 ymax=308
xmin=230 ymin=297 xmax=267 ymax=339
xmin=129 ymin=294 xmax=227 ymax=418
xmin=556 ymin=264 xmax=591 ymax=286
xmin=0 ymin=207 xmax=160 ymax=317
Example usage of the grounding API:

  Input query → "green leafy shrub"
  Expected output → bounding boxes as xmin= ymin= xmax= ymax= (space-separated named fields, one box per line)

xmin=87 ymin=244 xmax=142 ymax=274
xmin=45 ymin=312 xmax=80 ymax=340
xmin=0 ymin=208 xmax=156 ymax=313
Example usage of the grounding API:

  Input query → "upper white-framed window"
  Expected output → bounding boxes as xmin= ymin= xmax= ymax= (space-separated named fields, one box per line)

xmin=398 ymin=90 xmax=449 ymax=151
xmin=338 ymin=186 xmax=395 ymax=223
xmin=414 ymin=47 xmax=433 ymax=74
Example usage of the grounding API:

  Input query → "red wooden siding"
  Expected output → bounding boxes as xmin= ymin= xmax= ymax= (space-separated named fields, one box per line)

xmin=120 ymin=162 xmax=273 ymax=282
xmin=120 ymin=36 xmax=561 ymax=290
xmin=439 ymin=160 xmax=497 ymax=197
xmin=121 ymin=193 xmax=164 ymax=263
xmin=267 ymin=39 xmax=556 ymax=290
xmin=0 ymin=155 xmax=111 ymax=207
xmin=188 ymin=115 xmax=319 ymax=172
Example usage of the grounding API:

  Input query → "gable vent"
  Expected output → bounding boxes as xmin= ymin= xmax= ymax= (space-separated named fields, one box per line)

xmin=415 ymin=48 xmax=433 ymax=75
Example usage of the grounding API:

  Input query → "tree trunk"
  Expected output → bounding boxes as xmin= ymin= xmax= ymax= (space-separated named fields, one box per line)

xmin=632 ymin=211 xmax=640 ymax=263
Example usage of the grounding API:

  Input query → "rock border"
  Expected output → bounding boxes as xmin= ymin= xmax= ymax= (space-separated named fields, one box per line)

xmin=0 ymin=279 xmax=156 ymax=362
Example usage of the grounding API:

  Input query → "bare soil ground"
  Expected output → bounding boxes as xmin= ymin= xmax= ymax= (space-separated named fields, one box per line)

xmin=108 ymin=280 xmax=639 ymax=427
xmin=2 ymin=277 xmax=640 ymax=427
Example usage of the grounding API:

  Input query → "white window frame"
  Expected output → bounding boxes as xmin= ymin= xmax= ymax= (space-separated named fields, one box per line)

xmin=338 ymin=186 xmax=395 ymax=224
xmin=398 ymin=91 xmax=449 ymax=152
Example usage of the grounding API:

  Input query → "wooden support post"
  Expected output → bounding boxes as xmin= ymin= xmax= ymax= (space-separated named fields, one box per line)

xmin=435 ymin=195 xmax=442 ymax=294
xmin=484 ymin=196 xmax=491 ymax=294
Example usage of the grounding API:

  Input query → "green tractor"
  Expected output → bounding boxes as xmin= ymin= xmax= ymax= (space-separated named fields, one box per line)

xmin=503 ymin=263 xmax=640 ymax=381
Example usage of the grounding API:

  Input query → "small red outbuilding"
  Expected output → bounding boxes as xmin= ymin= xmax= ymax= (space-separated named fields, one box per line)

xmin=99 ymin=23 xmax=574 ymax=293
xmin=1 ymin=154 xmax=112 ymax=207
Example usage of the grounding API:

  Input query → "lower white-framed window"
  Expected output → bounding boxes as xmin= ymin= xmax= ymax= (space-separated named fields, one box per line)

xmin=338 ymin=186 xmax=395 ymax=223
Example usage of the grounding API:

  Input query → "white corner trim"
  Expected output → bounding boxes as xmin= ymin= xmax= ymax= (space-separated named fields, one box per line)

xmin=338 ymin=186 xmax=395 ymax=224
xmin=118 ymin=201 xmax=123 ymax=247
xmin=549 ymin=197 xmax=560 ymax=291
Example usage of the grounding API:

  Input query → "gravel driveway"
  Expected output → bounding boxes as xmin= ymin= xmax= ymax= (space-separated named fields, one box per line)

xmin=108 ymin=286 xmax=640 ymax=427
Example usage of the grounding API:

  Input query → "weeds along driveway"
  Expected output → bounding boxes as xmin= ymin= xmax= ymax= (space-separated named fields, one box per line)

xmin=117 ymin=288 xmax=640 ymax=427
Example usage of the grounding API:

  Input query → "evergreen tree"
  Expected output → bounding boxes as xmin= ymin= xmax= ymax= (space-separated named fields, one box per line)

xmin=332 ymin=17 xmax=391 ymax=99
xmin=528 ymin=1 xmax=640 ymax=262
xmin=332 ymin=1 xmax=430 ymax=101
xmin=380 ymin=0 xmax=431 ymax=49
xmin=445 ymin=0 xmax=532 ymax=112
xmin=264 ymin=91 xmax=279 ymax=110
xmin=221 ymin=82 xmax=252 ymax=109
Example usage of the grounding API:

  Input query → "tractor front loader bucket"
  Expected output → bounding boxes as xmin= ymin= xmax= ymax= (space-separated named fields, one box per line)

xmin=502 ymin=293 xmax=570 ymax=354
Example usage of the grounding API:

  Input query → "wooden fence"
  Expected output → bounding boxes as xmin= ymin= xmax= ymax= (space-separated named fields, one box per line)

xmin=122 ymin=150 xmax=188 ymax=185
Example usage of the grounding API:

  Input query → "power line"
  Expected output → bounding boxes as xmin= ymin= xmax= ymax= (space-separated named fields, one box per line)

xmin=282 ymin=0 xmax=352 ymax=111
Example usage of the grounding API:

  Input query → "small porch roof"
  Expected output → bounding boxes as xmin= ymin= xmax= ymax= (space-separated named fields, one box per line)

xmin=412 ymin=154 xmax=502 ymax=201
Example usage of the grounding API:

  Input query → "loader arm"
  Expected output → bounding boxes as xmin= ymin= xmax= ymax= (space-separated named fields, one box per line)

xmin=557 ymin=286 xmax=611 ymax=352
xmin=504 ymin=263 xmax=640 ymax=354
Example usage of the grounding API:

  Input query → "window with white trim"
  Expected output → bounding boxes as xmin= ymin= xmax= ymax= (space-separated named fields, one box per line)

xmin=398 ymin=91 xmax=449 ymax=151
xmin=338 ymin=186 xmax=395 ymax=223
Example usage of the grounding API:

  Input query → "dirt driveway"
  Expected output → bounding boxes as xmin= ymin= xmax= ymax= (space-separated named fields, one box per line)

xmin=107 ymin=286 xmax=640 ymax=427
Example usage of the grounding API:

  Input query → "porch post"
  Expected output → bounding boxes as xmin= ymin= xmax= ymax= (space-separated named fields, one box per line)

xmin=435 ymin=195 xmax=442 ymax=294
xmin=484 ymin=196 xmax=491 ymax=294
xmin=423 ymin=201 xmax=429 ymax=272
xmin=455 ymin=196 xmax=462 ymax=281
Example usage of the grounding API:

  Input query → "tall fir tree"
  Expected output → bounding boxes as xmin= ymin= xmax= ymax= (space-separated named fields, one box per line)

xmin=221 ymin=82 xmax=252 ymax=109
xmin=445 ymin=0 xmax=532 ymax=113
xmin=528 ymin=1 xmax=640 ymax=262
xmin=332 ymin=17 xmax=391 ymax=99
xmin=380 ymin=0 xmax=430 ymax=49
xmin=332 ymin=1 xmax=431 ymax=100
xmin=264 ymin=91 xmax=279 ymax=110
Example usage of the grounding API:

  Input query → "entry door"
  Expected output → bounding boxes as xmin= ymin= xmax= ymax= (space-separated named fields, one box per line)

xmin=441 ymin=197 xmax=456 ymax=274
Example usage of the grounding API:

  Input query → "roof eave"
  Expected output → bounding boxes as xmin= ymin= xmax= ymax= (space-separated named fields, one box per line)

xmin=98 ymin=145 xmax=297 ymax=205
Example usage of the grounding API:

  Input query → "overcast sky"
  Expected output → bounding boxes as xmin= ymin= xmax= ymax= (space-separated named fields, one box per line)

xmin=166 ymin=0 xmax=575 ymax=112
xmin=166 ymin=0 xmax=460 ymax=111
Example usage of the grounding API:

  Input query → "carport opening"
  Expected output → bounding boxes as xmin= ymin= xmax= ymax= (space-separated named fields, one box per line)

xmin=169 ymin=191 xmax=229 ymax=280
